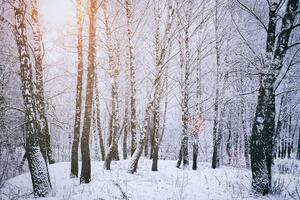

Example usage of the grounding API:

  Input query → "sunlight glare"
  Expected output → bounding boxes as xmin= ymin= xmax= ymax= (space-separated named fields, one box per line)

xmin=40 ymin=0 xmax=75 ymax=27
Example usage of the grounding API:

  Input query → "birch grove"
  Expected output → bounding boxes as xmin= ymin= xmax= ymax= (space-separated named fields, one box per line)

xmin=0 ymin=0 xmax=300 ymax=198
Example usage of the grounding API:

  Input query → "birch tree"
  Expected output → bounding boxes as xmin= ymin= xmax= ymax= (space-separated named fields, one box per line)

xmin=125 ymin=0 xmax=138 ymax=156
xmin=31 ymin=0 xmax=54 ymax=165
xmin=95 ymin=73 xmax=106 ymax=161
xmin=70 ymin=0 xmax=84 ymax=178
xmin=211 ymin=0 xmax=222 ymax=169
xmin=236 ymin=0 xmax=300 ymax=194
xmin=14 ymin=0 xmax=52 ymax=196
xmin=80 ymin=0 xmax=97 ymax=184
xmin=152 ymin=0 xmax=176 ymax=171
xmin=176 ymin=0 xmax=193 ymax=169
xmin=103 ymin=0 xmax=121 ymax=170
xmin=128 ymin=1 xmax=176 ymax=173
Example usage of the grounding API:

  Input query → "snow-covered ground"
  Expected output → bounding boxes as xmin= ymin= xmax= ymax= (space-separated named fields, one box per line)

xmin=1 ymin=159 xmax=300 ymax=200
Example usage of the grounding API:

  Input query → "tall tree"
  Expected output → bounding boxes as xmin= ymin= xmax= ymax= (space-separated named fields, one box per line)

xmin=125 ymin=0 xmax=138 ymax=156
xmin=212 ymin=0 xmax=222 ymax=169
xmin=123 ymin=88 xmax=129 ymax=160
xmin=104 ymin=45 xmax=121 ymax=169
xmin=243 ymin=0 xmax=300 ymax=194
xmin=103 ymin=0 xmax=121 ymax=170
xmin=127 ymin=1 xmax=176 ymax=174
xmin=31 ymin=0 xmax=55 ymax=165
xmin=95 ymin=73 xmax=106 ymax=161
xmin=70 ymin=0 xmax=84 ymax=178
xmin=80 ymin=0 xmax=97 ymax=184
xmin=127 ymin=73 xmax=162 ymax=173
xmin=240 ymin=75 xmax=250 ymax=168
xmin=151 ymin=0 xmax=176 ymax=171
xmin=193 ymin=45 xmax=203 ymax=170
xmin=151 ymin=0 xmax=162 ymax=171
xmin=177 ymin=0 xmax=193 ymax=169
xmin=14 ymin=0 xmax=51 ymax=196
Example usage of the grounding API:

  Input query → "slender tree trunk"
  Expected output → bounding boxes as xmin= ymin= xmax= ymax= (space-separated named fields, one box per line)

xmin=297 ymin=129 xmax=300 ymax=160
xmin=104 ymin=51 xmax=120 ymax=170
xmin=287 ymin=115 xmax=292 ymax=159
xmin=125 ymin=0 xmax=137 ymax=156
xmin=80 ymin=0 xmax=97 ymax=184
xmin=92 ymin=99 xmax=99 ymax=160
xmin=216 ymin=72 xmax=228 ymax=167
xmin=70 ymin=0 xmax=84 ymax=178
xmin=226 ymin=117 xmax=232 ymax=165
xmin=123 ymin=79 xmax=129 ymax=159
xmin=234 ymin=130 xmax=239 ymax=166
xmin=103 ymin=1 xmax=120 ymax=169
xmin=149 ymin=114 xmax=155 ymax=159
xmin=177 ymin=0 xmax=192 ymax=169
xmin=150 ymin=118 xmax=154 ymax=159
xmin=30 ymin=0 xmax=52 ymax=187
xmin=112 ymin=52 xmax=120 ymax=161
xmin=241 ymin=103 xmax=249 ymax=168
xmin=212 ymin=0 xmax=221 ymax=169
xmin=108 ymin=114 xmax=113 ymax=146
xmin=14 ymin=0 xmax=51 ymax=196
xmin=238 ymin=74 xmax=250 ymax=168
xmin=128 ymin=97 xmax=154 ymax=174
xmin=95 ymin=74 xmax=105 ymax=161
xmin=128 ymin=50 xmax=164 ymax=173
xmin=151 ymin=90 xmax=161 ymax=171
xmin=274 ymin=95 xmax=284 ymax=159
xmin=193 ymin=37 xmax=203 ymax=170
xmin=159 ymin=70 xmax=169 ymax=145
xmin=144 ymin=115 xmax=150 ymax=157
xmin=192 ymin=136 xmax=199 ymax=170
xmin=178 ymin=60 xmax=190 ymax=168
xmin=31 ymin=0 xmax=54 ymax=165
xmin=123 ymin=108 xmax=129 ymax=159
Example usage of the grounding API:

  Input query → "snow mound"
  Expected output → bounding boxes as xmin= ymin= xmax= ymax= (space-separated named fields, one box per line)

xmin=1 ymin=159 xmax=299 ymax=200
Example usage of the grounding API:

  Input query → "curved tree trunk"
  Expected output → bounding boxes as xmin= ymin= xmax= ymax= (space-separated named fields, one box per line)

xmin=128 ymin=101 xmax=152 ymax=174
xmin=104 ymin=56 xmax=120 ymax=169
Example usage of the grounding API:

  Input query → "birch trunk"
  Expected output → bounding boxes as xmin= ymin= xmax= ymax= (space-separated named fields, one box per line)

xmin=212 ymin=0 xmax=221 ymax=169
xmin=125 ymin=0 xmax=137 ymax=156
xmin=31 ymin=0 xmax=54 ymax=164
xmin=104 ymin=50 xmax=120 ymax=169
xmin=71 ymin=0 xmax=84 ymax=178
xmin=177 ymin=0 xmax=192 ymax=169
xmin=14 ymin=0 xmax=51 ymax=196
xmin=251 ymin=0 xmax=299 ymax=194
xmin=95 ymin=74 xmax=105 ymax=161
xmin=80 ymin=0 xmax=97 ymax=184
xmin=127 ymin=81 xmax=159 ymax=173
xmin=123 ymin=79 xmax=129 ymax=159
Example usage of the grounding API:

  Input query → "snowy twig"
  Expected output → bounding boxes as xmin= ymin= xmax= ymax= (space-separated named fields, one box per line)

xmin=112 ymin=181 xmax=129 ymax=200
